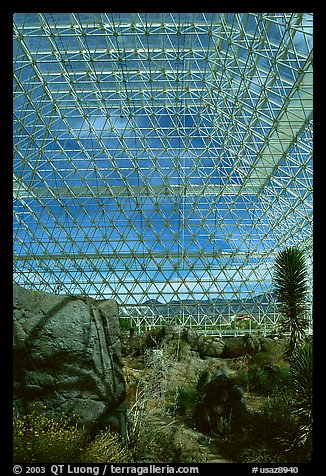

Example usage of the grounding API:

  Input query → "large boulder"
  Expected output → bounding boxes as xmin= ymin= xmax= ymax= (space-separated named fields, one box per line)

xmin=222 ymin=334 xmax=262 ymax=358
xmin=196 ymin=337 xmax=225 ymax=358
xmin=180 ymin=327 xmax=225 ymax=358
xmin=13 ymin=284 xmax=127 ymax=435
xmin=253 ymin=336 xmax=287 ymax=365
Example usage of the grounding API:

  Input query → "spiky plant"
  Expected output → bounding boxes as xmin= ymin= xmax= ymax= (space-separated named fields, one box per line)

xmin=291 ymin=343 xmax=313 ymax=444
xmin=274 ymin=246 xmax=309 ymax=358
xmin=283 ymin=343 xmax=313 ymax=462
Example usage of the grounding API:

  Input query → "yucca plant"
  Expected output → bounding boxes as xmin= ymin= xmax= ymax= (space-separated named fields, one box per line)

xmin=290 ymin=343 xmax=313 ymax=455
xmin=274 ymin=246 xmax=309 ymax=359
xmin=279 ymin=343 xmax=313 ymax=462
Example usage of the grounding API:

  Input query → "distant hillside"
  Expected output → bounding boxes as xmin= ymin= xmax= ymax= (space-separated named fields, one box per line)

xmin=141 ymin=292 xmax=278 ymax=317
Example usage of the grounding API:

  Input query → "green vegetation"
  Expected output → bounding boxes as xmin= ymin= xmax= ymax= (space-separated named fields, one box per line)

xmin=15 ymin=325 xmax=312 ymax=464
xmin=217 ymin=342 xmax=313 ymax=463
xmin=287 ymin=342 xmax=313 ymax=460
xmin=166 ymin=342 xmax=312 ymax=462
xmin=218 ymin=392 xmax=298 ymax=463
xmin=274 ymin=246 xmax=309 ymax=358
xmin=232 ymin=362 xmax=291 ymax=396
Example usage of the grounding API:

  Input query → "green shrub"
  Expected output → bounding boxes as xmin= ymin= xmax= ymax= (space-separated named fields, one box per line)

xmin=127 ymin=384 xmax=202 ymax=463
xmin=258 ymin=389 xmax=312 ymax=463
xmin=232 ymin=368 xmax=250 ymax=392
xmin=172 ymin=386 xmax=197 ymax=417
xmin=170 ymin=369 xmax=211 ymax=421
xmin=232 ymin=362 xmax=291 ymax=396
xmin=258 ymin=392 xmax=296 ymax=440
xmin=119 ymin=318 xmax=133 ymax=333
xmin=217 ymin=391 xmax=297 ymax=463
xmin=217 ymin=350 xmax=312 ymax=463
xmin=247 ymin=364 xmax=270 ymax=394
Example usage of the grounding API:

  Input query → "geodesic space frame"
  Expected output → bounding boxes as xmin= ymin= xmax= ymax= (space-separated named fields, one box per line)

xmin=13 ymin=13 xmax=313 ymax=331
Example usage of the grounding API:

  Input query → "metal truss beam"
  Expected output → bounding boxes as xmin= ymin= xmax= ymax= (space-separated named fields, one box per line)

xmin=243 ymin=61 xmax=313 ymax=192
xmin=13 ymin=180 xmax=259 ymax=200
xmin=13 ymin=249 xmax=273 ymax=262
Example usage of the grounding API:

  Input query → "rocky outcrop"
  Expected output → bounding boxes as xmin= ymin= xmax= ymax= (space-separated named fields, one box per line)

xmin=177 ymin=327 xmax=225 ymax=358
xmin=171 ymin=327 xmax=262 ymax=359
xmin=13 ymin=284 xmax=127 ymax=435
xmin=222 ymin=334 xmax=262 ymax=358
xmin=124 ymin=324 xmax=283 ymax=361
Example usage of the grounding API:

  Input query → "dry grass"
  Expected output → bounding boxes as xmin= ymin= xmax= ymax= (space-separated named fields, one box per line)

xmin=13 ymin=410 xmax=131 ymax=463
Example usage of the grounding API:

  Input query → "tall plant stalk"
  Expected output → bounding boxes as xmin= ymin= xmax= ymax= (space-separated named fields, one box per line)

xmin=273 ymin=246 xmax=309 ymax=358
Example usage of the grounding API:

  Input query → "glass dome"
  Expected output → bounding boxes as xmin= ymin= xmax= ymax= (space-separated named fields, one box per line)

xmin=13 ymin=13 xmax=313 ymax=332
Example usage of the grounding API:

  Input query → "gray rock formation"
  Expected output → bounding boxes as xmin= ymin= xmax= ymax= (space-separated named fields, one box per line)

xmin=124 ymin=324 xmax=282 ymax=361
xmin=197 ymin=337 xmax=225 ymax=358
xmin=173 ymin=327 xmax=262 ymax=359
xmin=222 ymin=334 xmax=262 ymax=358
xmin=179 ymin=327 xmax=225 ymax=358
xmin=13 ymin=284 xmax=127 ymax=435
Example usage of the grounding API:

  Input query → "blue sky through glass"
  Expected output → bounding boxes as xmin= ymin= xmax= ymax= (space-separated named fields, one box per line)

xmin=13 ymin=13 xmax=313 ymax=304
